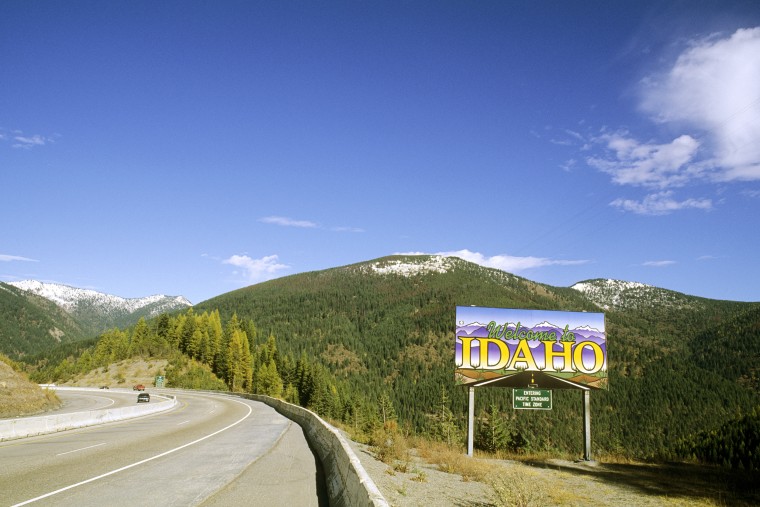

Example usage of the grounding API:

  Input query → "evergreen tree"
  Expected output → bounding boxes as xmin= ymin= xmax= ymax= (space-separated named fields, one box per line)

xmin=257 ymin=359 xmax=283 ymax=397
xmin=433 ymin=387 xmax=458 ymax=447
xmin=475 ymin=403 xmax=512 ymax=453
xmin=378 ymin=392 xmax=397 ymax=430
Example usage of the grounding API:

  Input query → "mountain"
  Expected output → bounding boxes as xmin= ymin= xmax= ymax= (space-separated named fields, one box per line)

xmin=0 ymin=282 xmax=88 ymax=358
xmin=19 ymin=254 xmax=760 ymax=460
xmin=571 ymin=278 xmax=713 ymax=311
xmin=1 ymin=281 xmax=191 ymax=359
xmin=191 ymin=254 xmax=759 ymax=458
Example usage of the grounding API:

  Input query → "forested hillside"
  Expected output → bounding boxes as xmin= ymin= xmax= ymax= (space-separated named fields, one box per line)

xmin=24 ymin=255 xmax=760 ymax=463
xmin=193 ymin=255 xmax=759 ymax=460
xmin=0 ymin=283 xmax=87 ymax=358
xmin=0 ymin=282 xmax=190 ymax=361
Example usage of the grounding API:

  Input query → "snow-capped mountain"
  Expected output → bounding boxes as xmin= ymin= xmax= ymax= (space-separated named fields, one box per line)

xmin=571 ymin=278 xmax=706 ymax=311
xmin=9 ymin=280 xmax=192 ymax=334
xmin=361 ymin=255 xmax=459 ymax=276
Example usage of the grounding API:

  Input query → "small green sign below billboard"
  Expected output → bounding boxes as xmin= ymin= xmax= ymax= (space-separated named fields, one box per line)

xmin=513 ymin=388 xmax=552 ymax=410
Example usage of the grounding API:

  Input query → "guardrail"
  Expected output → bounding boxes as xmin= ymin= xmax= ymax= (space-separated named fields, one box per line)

xmin=3 ymin=388 xmax=386 ymax=506
xmin=0 ymin=387 xmax=177 ymax=441
xmin=244 ymin=394 xmax=389 ymax=507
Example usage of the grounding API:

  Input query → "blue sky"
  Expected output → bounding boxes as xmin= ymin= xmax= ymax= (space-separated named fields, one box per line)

xmin=2 ymin=1 xmax=760 ymax=304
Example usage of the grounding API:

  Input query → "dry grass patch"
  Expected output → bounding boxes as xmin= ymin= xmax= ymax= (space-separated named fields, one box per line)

xmin=414 ymin=438 xmax=493 ymax=481
xmin=0 ymin=358 xmax=61 ymax=418
xmin=487 ymin=467 xmax=549 ymax=507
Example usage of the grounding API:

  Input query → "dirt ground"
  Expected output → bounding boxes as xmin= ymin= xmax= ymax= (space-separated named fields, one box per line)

xmin=347 ymin=439 xmax=760 ymax=507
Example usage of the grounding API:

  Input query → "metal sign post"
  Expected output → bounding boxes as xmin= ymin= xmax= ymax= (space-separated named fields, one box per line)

xmin=583 ymin=390 xmax=592 ymax=461
xmin=467 ymin=386 xmax=475 ymax=457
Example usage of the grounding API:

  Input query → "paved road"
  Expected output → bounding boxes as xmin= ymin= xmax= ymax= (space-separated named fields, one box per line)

xmin=0 ymin=390 xmax=326 ymax=507
xmin=52 ymin=388 xmax=155 ymax=414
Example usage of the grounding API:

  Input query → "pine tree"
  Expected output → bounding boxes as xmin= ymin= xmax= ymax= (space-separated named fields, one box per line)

xmin=433 ymin=387 xmax=458 ymax=447
xmin=378 ymin=392 xmax=397 ymax=429
xmin=475 ymin=403 xmax=512 ymax=453
xmin=226 ymin=328 xmax=251 ymax=392
xmin=257 ymin=359 xmax=283 ymax=397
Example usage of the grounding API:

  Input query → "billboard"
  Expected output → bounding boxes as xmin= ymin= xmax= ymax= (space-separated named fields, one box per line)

xmin=456 ymin=306 xmax=607 ymax=390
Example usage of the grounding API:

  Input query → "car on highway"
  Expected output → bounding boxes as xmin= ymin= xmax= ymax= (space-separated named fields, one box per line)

xmin=137 ymin=393 xmax=150 ymax=403
xmin=133 ymin=384 xmax=145 ymax=391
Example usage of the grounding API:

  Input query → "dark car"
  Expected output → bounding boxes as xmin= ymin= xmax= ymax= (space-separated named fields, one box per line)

xmin=137 ymin=393 xmax=150 ymax=403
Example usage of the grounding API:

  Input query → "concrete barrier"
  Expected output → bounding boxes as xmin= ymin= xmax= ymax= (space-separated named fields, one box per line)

xmin=0 ymin=387 xmax=176 ymax=441
xmin=245 ymin=394 xmax=389 ymax=507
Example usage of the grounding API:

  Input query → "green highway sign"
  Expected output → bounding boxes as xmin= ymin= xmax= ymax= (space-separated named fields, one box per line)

xmin=513 ymin=388 xmax=552 ymax=410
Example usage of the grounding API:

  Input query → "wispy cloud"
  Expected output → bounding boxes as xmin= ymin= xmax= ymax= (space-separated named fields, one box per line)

xmin=587 ymin=132 xmax=701 ymax=189
xmin=6 ymin=131 xmax=58 ymax=149
xmin=610 ymin=191 xmax=712 ymax=215
xmin=222 ymin=254 xmax=289 ymax=283
xmin=403 ymin=249 xmax=590 ymax=273
xmin=581 ymin=28 xmax=760 ymax=214
xmin=259 ymin=215 xmax=363 ymax=233
xmin=642 ymin=260 xmax=676 ymax=267
xmin=258 ymin=216 xmax=318 ymax=228
xmin=0 ymin=254 xmax=38 ymax=262
xmin=639 ymin=28 xmax=760 ymax=182
xmin=331 ymin=226 xmax=365 ymax=233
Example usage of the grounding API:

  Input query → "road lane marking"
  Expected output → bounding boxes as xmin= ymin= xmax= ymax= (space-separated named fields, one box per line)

xmin=12 ymin=397 xmax=253 ymax=507
xmin=177 ymin=420 xmax=190 ymax=426
xmin=56 ymin=443 xmax=107 ymax=456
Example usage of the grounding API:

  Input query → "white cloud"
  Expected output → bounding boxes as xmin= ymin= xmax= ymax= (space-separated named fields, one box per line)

xmin=0 ymin=254 xmax=38 ymax=262
xmin=582 ymin=28 xmax=760 ymax=215
xmin=258 ymin=216 xmax=318 ymax=228
xmin=11 ymin=133 xmax=56 ymax=149
xmin=587 ymin=133 xmax=701 ymax=189
xmin=418 ymin=249 xmax=590 ymax=273
xmin=642 ymin=260 xmax=676 ymax=267
xmin=610 ymin=191 xmax=712 ymax=215
xmin=331 ymin=226 xmax=365 ymax=233
xmin=640 ymin=27 xmax=760 ymax=182
xmin=222 ymin=254 xmax=289 ymax=283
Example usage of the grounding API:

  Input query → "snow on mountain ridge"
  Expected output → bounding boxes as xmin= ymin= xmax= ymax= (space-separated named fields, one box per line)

xmin=571 ymin=278 xmax=702 ymax=311
xmin=9 ymin=280 xmax=192 ymax=315
xmin=365 ymin=255 xmax=457 ymax=276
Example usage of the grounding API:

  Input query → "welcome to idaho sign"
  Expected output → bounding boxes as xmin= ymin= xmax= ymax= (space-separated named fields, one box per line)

xmin=455 ymin=306 xmax=607 ymax=389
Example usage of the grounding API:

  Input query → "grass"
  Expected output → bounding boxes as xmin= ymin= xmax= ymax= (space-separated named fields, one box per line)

xmin=1 ymin=358 xmax=61 ymax=418
xmin=487 ymin=467 xmax=549 ymax=507
xmin=356 ymin=424 xmax=760 ymax=507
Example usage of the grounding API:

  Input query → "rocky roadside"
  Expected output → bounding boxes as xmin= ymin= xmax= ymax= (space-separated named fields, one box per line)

xmin=346 ymin=438 xmax=735 ymax=507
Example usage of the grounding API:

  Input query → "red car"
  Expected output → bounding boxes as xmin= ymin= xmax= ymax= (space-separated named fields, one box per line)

xmin=133 ymin=384 xmax=145 ymax=391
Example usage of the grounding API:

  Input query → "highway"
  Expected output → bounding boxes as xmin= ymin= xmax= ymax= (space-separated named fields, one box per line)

xmin=52 ymin=388 xmax=154 ymax=414
xmin=0 ymin=390 xmax=326 ymax=506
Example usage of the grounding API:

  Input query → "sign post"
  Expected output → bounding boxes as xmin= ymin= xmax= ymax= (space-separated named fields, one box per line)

xmin=467 ymin=386 xmax=475 ymax=457
xmin=455 ymin=306 xmax=606 ymax=461
xmin=583 ymin=390 xmax=592 ymax=461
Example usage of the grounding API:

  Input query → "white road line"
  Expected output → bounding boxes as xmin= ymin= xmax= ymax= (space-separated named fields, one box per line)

xmin=12 ymin=398 xmax=253 ymax=507
xmin=177 ymin=420 xmax=190 ymax=426
xmin=56 ymin=443 xmax=107 ymax=456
